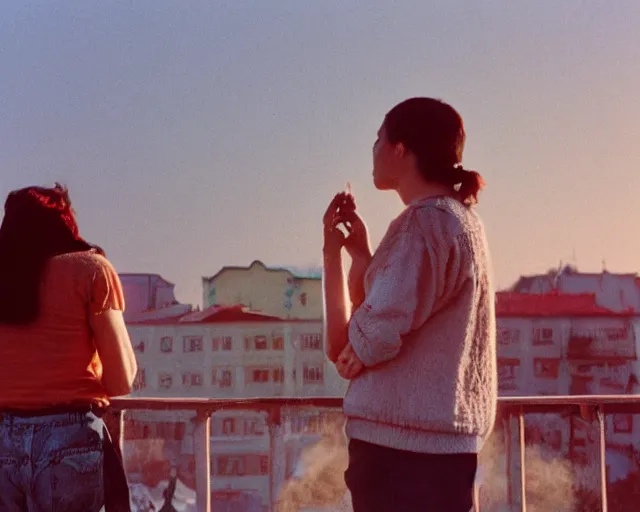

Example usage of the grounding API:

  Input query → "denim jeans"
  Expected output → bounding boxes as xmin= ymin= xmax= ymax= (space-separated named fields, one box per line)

xmin=0 ymin=410 xmax=105 ymax=511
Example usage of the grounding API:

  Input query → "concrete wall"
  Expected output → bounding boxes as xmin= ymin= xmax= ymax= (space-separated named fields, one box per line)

xmin=202 ymin=261 xmax=323 ymax=320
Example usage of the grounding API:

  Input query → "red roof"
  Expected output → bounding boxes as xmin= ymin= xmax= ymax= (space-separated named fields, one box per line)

xmin=126 ymin=305 xmax=284 ymax=325
xmin=178 ymin=304 xmax=282 ymax=323
xmin=127 ymin=314 xmax=188 ymax=325
xmin=496 ymin=292 xmax=634 ymax=317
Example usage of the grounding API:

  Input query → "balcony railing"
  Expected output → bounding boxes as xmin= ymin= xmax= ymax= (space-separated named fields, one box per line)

xmin=110 ymin=395 xmax=640 ymax=512
xmin=566 ymin=335 xmax=637 ymax=361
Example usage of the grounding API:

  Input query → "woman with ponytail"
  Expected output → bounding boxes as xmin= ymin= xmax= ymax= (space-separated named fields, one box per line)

xmin=0 ymin=184 xmax=136 ymax=510
xmin=323 ymin=98 xmax=497 ymax=511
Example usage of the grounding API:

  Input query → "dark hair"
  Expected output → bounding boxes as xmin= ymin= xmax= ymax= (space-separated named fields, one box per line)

xmin=384 ymin=97 xmax=485 ymax=205
xmin=0 ymin=184 xmax=103 ymax=325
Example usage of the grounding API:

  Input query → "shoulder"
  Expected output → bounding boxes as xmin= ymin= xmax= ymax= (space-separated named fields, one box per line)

xmin=412 ymin=196 xmax=485 ymax=240
xmin=49 ymin=250 xmax=114 ymax=271
xmin=387 ymin=197 xmax=461 ymax=242
xmin=49 ymin=251 xmax=120 ymax=283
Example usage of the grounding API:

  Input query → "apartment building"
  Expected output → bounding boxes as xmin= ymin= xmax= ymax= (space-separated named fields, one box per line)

xmin=510 ymin=265 xmax=640 ymax=313
xmin=124 ymin=303 xmax=344 ymax=509
xmin=119 ymin=272 xmax=193 ymax=322
xmin=495 ymin=290 xmax=640 ymax=497
xmin=120 ymin=263 xmax=640 ymax=507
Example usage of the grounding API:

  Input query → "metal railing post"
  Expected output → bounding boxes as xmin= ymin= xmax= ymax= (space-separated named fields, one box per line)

xmin=597 ymin=406 xmax=608 ymax=512
xmin=518 ymin=406 xmax=527 ymax=512
xmin=194 ymin=411 xmax=212 ymax=512
xmin=269 ymin=406 xmax=284 ymax=510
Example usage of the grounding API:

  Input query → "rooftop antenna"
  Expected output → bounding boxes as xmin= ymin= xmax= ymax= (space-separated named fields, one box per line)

xmin=602 ymin=258 xmax=607 ymax=272
xmin=571 ymin=247 xmax=578 ymax=268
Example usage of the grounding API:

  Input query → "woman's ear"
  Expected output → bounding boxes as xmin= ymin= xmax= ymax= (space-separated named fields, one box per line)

xmin=394 ymin=142 xmax=407 ymax=158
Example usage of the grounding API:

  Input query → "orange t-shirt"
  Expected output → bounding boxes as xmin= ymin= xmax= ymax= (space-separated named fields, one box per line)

xmin=0 ymin=250 xmax=125 ymax=409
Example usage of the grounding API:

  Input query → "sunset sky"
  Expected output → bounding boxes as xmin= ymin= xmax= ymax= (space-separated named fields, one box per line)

xmin=2 ymin=1 xmax=639 ymax=307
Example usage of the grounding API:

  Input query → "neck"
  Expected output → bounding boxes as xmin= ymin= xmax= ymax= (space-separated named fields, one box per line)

xmin=396 ymin=178 xmax=452 ymax=206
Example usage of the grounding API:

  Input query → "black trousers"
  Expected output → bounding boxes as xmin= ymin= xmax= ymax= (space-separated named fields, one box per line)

xmin=345 ymin=439 xmax=477 ymax=512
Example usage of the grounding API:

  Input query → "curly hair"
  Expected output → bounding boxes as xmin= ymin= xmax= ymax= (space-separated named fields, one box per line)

xmin=0 ymin=183 xmax=103 ymax=325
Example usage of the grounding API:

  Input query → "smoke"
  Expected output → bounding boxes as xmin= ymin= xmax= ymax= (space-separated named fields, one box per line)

xmin=276 ymin=419 xmax=576 ymax=512
xmin=477 ymin=433 xmax=576 ymax=512
xmin=276 ymin=417 xmax=349 ymax=512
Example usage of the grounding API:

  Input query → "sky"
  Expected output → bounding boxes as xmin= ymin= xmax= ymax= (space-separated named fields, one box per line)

xmin=2 ymin=1 xmax=640 ymax=307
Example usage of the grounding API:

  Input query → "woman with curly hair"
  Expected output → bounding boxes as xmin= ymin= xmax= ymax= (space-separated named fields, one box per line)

xmin=0 ymin=184 xmax=137 ymax=511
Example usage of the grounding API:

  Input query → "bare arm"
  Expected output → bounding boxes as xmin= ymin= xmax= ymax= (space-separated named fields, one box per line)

xmin=91 ymin=309 xmax=138 ymax=397
xmin=323 ymin=251 xmax=351 ymax=363
xmin=347 ymin=254 xmax=371 ymax=310
xmin=87 ymin=255 xmax=137 ymax=397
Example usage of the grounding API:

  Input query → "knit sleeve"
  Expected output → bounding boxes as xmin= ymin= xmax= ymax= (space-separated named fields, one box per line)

xmin=89 ymin=256 xmax=126 ymax=315
xmin=348 ymin=220 xmax=439 ymax=367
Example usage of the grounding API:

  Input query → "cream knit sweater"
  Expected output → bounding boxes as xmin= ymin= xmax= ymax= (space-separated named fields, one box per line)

xmin=344 ymin=195 xmax=497 ymax=454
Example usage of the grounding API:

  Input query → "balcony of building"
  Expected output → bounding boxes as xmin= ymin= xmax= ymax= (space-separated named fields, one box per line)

xmin=566 ymin=332 xmax=637 ymax=362
xmin=109 ymin=395 xmax=640 ymax=512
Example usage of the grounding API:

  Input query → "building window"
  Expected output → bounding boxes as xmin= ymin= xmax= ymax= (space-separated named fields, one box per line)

xmin=497 ymin=328 xmax=520 ymax=347
xmin=126 ymin=421 xmax=186 ymax=441
xmin=244 ymin=335 xmax=270 ymax=351
xmin=533 ymin=358 xmax=560 ymax=379
xmin=605 ymin=327 xmax=629 ymax=341
xmin=222 ymin=418 xmax=236 ymax=435
xmin=245 ymin=366 xmax=284 ymax=384
xmin=215 ymin=417 xmax=265 ymax=437
xmin=215 ymin=455 xmax=245 ymax=477
xmin=160 ymin=336 xmax=173 ymax=353
xmin=248 ymin=368 xmax=271 ymax=384
xmin=182 ymin=372 xmax=203 ymax=387
xmin=158 ymin=373 xmax=173 ymax=389
xmin=532 ymin=327 xmax=554 ymax=345
xmin=214 ymin=454 xmax=269 ymax=477
xmin=272 ymin=333 xmax=284 ymax=350
xmin=273 ymin=367 xmax=285 ymax=383
xmin=300 ymin=334 xmax=322 ymax=351
xmin=303 ymin=364 xmax=324 ymax=384
xmin=212 ymin=336 xmax=233 ymax=351
xmin=132 ymin=368 xmax=146 ymax=391
xmin=213 ymin=367 xmax=233 ymax=389
xmin=183 ymin=336 xmax=203 ymax=353
xmin=289 ymin=413 xmax=323 ymax=435
xmin=498 ymin=358 xmax=520 ymax=391
xmin=254 ymin=335 xmax=268 ymax=350
xmin=259 ymin=454 xmax=270 ymax=475
xmin=243 ymin=418 xmax=265 ymax=436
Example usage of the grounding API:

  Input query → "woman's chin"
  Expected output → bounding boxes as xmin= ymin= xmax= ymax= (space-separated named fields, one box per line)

xmin=373 ymin=177 xmax=393 ymax=191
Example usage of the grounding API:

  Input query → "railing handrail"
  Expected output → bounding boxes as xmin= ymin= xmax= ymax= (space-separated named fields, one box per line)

xmin=110 ymin=393 xmax=640 ymax=412
xmin=110 ymin=396 xmax=344 ymax=412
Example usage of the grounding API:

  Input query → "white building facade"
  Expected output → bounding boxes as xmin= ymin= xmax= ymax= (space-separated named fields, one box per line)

xmin=124 ymin=305 xmax=345 ymax=510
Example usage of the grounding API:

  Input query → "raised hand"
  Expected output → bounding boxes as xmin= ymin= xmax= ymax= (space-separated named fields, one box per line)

xmin=323 ymin=192 xmax=351 ymax=257
xmin=335 ymin=195 xmax=372 ymax=263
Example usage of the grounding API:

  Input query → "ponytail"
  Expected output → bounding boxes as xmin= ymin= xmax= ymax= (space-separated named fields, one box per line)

xmin=454 ymin=166 xmax=485 ymax=205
